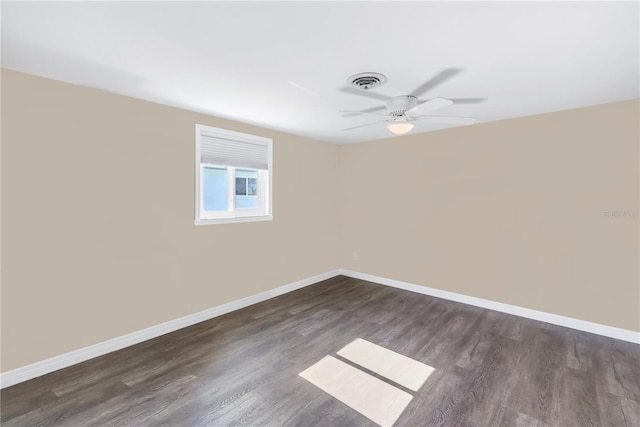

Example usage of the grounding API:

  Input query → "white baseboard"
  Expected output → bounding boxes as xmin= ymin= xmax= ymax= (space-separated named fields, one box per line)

xmin=339 ymin=269 xmax=640 ymax=345
xmin=0 ymin=270 xmax=341 ymax=389
xmin=3 ymin=268 xmax=637 ymax=389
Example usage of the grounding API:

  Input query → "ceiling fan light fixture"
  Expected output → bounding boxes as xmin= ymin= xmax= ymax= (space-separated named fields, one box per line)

xmin=387 ymin=122 xmax=414 ymax=135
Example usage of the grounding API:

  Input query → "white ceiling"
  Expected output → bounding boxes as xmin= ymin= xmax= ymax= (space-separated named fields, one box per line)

xmin=2 ymin=1 xmax=638 ymax=144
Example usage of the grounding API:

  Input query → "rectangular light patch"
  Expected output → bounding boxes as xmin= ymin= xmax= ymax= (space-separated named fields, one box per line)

xmin=337 ymin=338 xmax=434 ymax=391
xmin=299 ymin=355 xmax=412 ymax=427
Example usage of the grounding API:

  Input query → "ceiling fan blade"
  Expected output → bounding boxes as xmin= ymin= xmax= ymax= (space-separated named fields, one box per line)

xmin=448 ymin=97 xmax=484 ymax=104
xmin=339 ymin=110 xmax=388 ymax=116
xmin=342 ymin=120 xmax=386 ymax=131
xmin=406 ymin=97 xmax=453 ymax=115
xmin=340 ymin=105 xmax=386 ymax=117
xmin=410 ymin=68 xmax=462 ymax=98
xmin=340 ymin=86 xmax=390 ymax=102
xmin=415 ymin=115 xmax=476 ymax=125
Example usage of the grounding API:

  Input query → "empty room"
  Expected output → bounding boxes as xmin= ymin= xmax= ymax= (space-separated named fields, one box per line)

xmin=1 ymin=1 xmax=639 ymax=426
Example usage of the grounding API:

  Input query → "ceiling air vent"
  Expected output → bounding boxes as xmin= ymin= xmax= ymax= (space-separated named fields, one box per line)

xmin=347 ymin=72 xmax=387 ymax=91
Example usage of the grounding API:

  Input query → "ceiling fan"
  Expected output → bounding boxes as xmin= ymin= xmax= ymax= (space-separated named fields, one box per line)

xmin=340 ymin=69 xmax=481 ymax=135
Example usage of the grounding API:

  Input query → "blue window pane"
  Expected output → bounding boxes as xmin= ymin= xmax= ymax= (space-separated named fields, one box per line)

xmin=235 ymin=169 xmax=258 ymax=209
xmin=202 ymin=167 xmax=228 ymax=211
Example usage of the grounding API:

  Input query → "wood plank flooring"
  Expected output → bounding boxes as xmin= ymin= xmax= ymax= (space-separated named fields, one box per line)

xmin=2 ymin=276 xmax=639 ymax=426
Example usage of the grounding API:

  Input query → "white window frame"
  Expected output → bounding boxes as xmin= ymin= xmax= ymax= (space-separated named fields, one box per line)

xmin=195 ymin=125 xmax=272 ymax=225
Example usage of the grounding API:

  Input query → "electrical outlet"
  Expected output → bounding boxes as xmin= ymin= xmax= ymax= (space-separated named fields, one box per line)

xmin=352 ymin=252 xmax=359 ymax=261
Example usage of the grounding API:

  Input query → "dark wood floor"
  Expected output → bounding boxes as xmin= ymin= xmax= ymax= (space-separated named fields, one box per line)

xmin=2 ymin=276 xmax=639 ymax=426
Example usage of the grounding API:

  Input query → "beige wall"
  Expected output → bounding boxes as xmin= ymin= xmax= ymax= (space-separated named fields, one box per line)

xmin=339 ymin=100 xmax=639 ymax=332
xmin=1 ymin=69 xmax=638 ymax=374
xmin=1 ymin=70 xmax=340 ymax=372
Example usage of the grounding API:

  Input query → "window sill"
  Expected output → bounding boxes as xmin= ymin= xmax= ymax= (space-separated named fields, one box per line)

xmin=194 ymin=215 xmax=273 ymax=226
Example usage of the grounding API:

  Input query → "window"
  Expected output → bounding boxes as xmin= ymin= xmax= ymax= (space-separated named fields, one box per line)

xmin=195 ymin=124 xmax=272 ymax=225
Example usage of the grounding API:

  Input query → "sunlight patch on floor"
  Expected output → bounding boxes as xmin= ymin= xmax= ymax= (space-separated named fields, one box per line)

xmin=299 ymin=338 xmax=434 ymax=426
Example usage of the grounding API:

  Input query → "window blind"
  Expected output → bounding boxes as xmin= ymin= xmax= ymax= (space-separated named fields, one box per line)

xmin=200 ymin=131 xmax=270 ymax=170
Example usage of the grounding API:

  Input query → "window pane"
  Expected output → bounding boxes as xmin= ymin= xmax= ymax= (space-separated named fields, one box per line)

xmin=202 ymin=167 xmax=228 ymax=211
xmin=235 ymin=177 xmax=247 ymax=195
xmin=235 ymin=169 xmax=258 ymax=209
xmin=247 ymin=178 xmax=257 ymax=196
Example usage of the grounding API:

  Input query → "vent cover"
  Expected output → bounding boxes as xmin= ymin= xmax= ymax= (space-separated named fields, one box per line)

xmin=347 ymin=72 xmax=387 ymax=91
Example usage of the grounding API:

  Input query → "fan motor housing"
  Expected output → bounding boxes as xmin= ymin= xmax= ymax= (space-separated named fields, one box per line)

xmin=386 ymin=96 xmax=418 ymax=116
